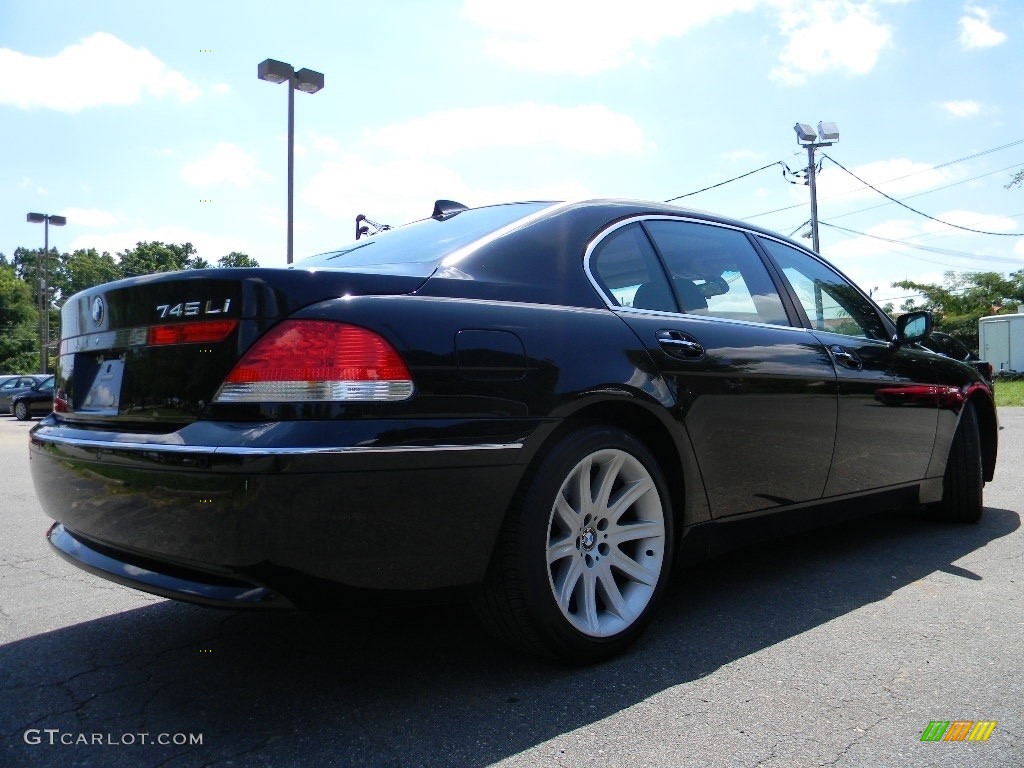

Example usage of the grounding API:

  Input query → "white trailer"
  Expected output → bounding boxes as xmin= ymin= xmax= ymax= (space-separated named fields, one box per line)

xmin=979 ymin=312 xmax=1024 ymax=373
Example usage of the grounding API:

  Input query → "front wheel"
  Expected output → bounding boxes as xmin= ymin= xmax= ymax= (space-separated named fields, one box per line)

xmin=930 ymin=401 xmax=983 ymax=523
xmin=13 ymin=401 xmax=29 ymax=421
xmin=475 ymin=425 xmax=674 ymax=663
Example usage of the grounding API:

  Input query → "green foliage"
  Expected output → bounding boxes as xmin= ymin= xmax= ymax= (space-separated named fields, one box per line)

xmin=892 ymin=270 xmax=1024 ymax=350
xmin=117 ymin=241 xmax=204 ymax=277
xmin=218 ymin=251 xmax=260 ymax=268
xmin=994 ymin=379 xmax=1024 ymax=408
xmin=0 ymin=263 xmax=39 ymax=372
xmin=57 ymin=248 xmax=122 ymax=303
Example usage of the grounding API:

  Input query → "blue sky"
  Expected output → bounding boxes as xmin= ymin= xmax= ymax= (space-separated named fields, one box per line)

xmin=2 ymin=0 xmax=1023 ymax=308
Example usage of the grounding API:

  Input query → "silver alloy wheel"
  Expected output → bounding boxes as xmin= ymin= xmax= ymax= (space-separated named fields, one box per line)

xmin=546 ymin=447 xmax=666 ymax=638
xmin=14 ymin=401 xmax=28 ymax=421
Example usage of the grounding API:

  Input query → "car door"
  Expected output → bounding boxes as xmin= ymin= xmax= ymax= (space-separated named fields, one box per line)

xmin=587 ymin=218 xmax=838 ymax=518
xmin=757 ymin=236 xmax=939 ymax=496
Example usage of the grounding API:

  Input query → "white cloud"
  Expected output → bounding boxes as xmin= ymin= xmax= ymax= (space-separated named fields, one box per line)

xmin=210 ymin=83 xmax=231 ymax=95
xmin=816 ymin=157 xmax=960 ymax=201
xmin=181 ymin=143 xmax=271 ymax=187
xmin=301 ymin=154 xmax=591 ymax=231
xmin=62 ymin=208 xmax=118 ymax=228
xmin=368 ymin=104 xmax=648 ymax=157
xmin=0 ymin=32 xmax=200 ymax=111
xmin=942 ymin=99 xmax=982 ymax=117
xmin=958 ymin=5 xmax=1006 ymax=49
xmin=461 ymin=0 xmax=758 ymax=74
xmin=770 ymin=1 xmax=893 ymax=84
xmin=722 ymin=149 xmax=761 ymax=162
xmin=307 ymin=130 xmax=341 ymax=155
xmin=828 ymin=219 xmax=922 ymax=259
xmin=922 ymin=210 xmax=1018 ymax=234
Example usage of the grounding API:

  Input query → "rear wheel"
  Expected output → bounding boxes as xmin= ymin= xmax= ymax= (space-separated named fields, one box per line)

xmin=931 ymin=401 xmax=983 ymax=523
xmin=475 ymin=425 xmax=673 ymax=663
xmin=13 ymin=401 xmax=29 ymax=421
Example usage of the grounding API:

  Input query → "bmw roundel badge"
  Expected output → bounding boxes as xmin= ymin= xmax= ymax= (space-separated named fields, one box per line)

xmin=91 ymin=296 xmax=105 ymax=326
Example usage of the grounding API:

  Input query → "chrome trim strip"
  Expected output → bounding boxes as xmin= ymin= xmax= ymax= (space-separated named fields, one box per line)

xmin=31 ymin=433 xmax=524 ymax=455
xmin=581 ymin=214 xmax=812 ymax=335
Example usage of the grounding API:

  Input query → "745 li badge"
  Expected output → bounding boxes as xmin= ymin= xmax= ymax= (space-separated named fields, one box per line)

xmin=156 ymin=299 xmax=232 ymax=319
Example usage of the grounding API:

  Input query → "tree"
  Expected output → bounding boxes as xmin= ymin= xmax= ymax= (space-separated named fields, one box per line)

xmin=892 ymin=270 xmax=1024 ymax=350
xmin=0 ymin=263 xmax=39 ymax=372
xmin=118 ymin=241 xmax=208 ymax=277
xmin=218 ymin=251 xmax=260 ymax=268
xmin=52 ymin=248 xmax=122 ymax=306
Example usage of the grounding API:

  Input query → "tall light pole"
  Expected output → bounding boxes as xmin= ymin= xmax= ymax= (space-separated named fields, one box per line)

xmin=26 ymin=212 xmax=66 ymax=373
xmin=793 ymin=121 xmax=839 ymax=253
xmin=258 ymin=58 xmax=325 ymax=264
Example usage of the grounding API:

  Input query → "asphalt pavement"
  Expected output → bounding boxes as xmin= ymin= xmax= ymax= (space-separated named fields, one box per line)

xmin=1 ymin=410 xmax=1021 ymax=768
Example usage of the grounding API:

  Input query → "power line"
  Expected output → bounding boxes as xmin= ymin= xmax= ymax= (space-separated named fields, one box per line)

xmin=820 ymin=221 xmax=1024 ymax=263
xmin=823 ymin=161 xmax=1024 ymax=224
xmin=664 ymin=161 xmax=784 ymax=202
xmin=745 ymin=138 xmax=1024 ymax=220
xmin=822 ymin=154 xmax=1024 ymax=236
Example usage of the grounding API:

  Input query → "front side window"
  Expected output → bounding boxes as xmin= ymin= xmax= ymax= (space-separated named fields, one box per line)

xmin=643 ymin=220 xmax=789 ymax=326
xmin=758 ymin=237 xmax=889 ymax=341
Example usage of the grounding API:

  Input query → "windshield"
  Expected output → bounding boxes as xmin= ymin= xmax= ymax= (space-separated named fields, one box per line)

xmin=299 ymin=202 xmax=555 ymax=274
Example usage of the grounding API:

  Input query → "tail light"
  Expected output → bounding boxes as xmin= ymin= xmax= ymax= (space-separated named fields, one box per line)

xmin=213 ymin=320 xmax=414 ymax=403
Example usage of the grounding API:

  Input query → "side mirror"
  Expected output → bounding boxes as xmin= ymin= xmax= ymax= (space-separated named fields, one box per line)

xmin=895 ymin=311 xmax=932 ymax=344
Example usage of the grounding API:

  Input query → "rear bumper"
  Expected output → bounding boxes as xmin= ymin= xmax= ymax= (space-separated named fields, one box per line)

xmin=47 ymin=523 xmax=292 ymax=608
xmin=30 ymin=417 xmax=537 ymax=595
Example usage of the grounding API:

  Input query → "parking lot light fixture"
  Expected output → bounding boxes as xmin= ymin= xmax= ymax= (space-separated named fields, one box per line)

xmin=26 ymin=212 xmax=66 ymax=374
xmin=258 ymin=58 xmax=325 ymax=264
xmin=792 ymin=121 xmax=839 ymax=253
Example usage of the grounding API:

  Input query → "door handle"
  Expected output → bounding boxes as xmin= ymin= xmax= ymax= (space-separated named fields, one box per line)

xmin=829 ymin=344 xmax=863 ymax=370
xmin=656 ymin=330 xmax=705 ymax=360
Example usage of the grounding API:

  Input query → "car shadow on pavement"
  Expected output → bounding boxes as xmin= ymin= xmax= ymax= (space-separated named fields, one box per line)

xmin=1 ymin=506 xmax=1018 ymax=768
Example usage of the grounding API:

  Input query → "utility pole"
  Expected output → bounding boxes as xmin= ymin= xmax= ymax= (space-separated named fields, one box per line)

xmin=793 ymin=122 xmax=839 ymax=253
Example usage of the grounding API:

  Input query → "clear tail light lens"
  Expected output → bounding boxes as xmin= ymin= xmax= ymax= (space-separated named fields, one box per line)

xmin=213 ymin=320 xmax=414 ymax=403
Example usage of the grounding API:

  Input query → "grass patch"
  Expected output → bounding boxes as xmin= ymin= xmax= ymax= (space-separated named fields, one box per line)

xmin=995 ymin=379 xmax=1024 ymax=408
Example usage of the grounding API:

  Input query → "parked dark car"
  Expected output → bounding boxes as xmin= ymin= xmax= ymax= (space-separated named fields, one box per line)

xmin=29 ymin=199 xmax=997 ymax=662
xmin=11 ymin=375 xmax=55 ymax=420
xmin=0 ymin=374 xmax=47 ymax=414
xmin=919 ymin=331 xmax=994 ymax=383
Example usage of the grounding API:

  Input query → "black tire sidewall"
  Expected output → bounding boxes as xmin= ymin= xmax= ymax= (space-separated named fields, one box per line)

xmin=512 ymin=425 xmax=674 ymax=662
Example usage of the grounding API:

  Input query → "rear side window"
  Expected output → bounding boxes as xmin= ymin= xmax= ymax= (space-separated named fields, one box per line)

xmin=589 ymin=223 xmax=671 ymax=309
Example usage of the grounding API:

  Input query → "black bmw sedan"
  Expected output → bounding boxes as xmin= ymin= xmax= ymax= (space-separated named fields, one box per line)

xmin=30 ymin=199 xmax=996 ymax=662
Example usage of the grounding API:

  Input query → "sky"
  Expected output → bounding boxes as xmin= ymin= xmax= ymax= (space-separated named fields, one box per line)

xmin=2 ymin=0 xmax=1023 ymax=309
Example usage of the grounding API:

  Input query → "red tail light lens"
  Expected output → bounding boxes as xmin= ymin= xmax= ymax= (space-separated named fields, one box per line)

xmin=213 ymin=320 xmax=414 ymax=403
xmin=148 ymin=319 xmax=237 ymax=346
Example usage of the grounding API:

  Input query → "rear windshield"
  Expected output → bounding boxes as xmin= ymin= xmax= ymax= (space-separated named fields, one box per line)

xmin=299 ymin=202 xmax=555 ymax=274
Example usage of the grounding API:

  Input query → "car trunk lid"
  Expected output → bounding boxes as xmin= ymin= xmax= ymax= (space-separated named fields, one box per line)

xmin=56 ymin=268 xmax=426 ymax=427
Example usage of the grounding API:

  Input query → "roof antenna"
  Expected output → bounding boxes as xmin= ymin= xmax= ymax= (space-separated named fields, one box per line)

xmin=432 ymin=200 xmax=469 ymax=220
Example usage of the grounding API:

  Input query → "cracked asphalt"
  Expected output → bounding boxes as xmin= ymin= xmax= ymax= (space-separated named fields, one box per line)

xmin=1 ymin=410 xmax=1021 ymax=768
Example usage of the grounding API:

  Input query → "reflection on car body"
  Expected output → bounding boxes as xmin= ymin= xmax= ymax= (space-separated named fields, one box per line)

xmin=29 ymin=199 xmax=997 ymax=662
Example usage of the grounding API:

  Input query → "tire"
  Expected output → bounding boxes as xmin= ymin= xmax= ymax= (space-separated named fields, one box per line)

xmin=931 ymin=400 xmax=983 ymax=523
xmin=474 ymin=425 xmax=674 ymax=663
xmin=13 ymin=401 xmax=29 ymax=421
